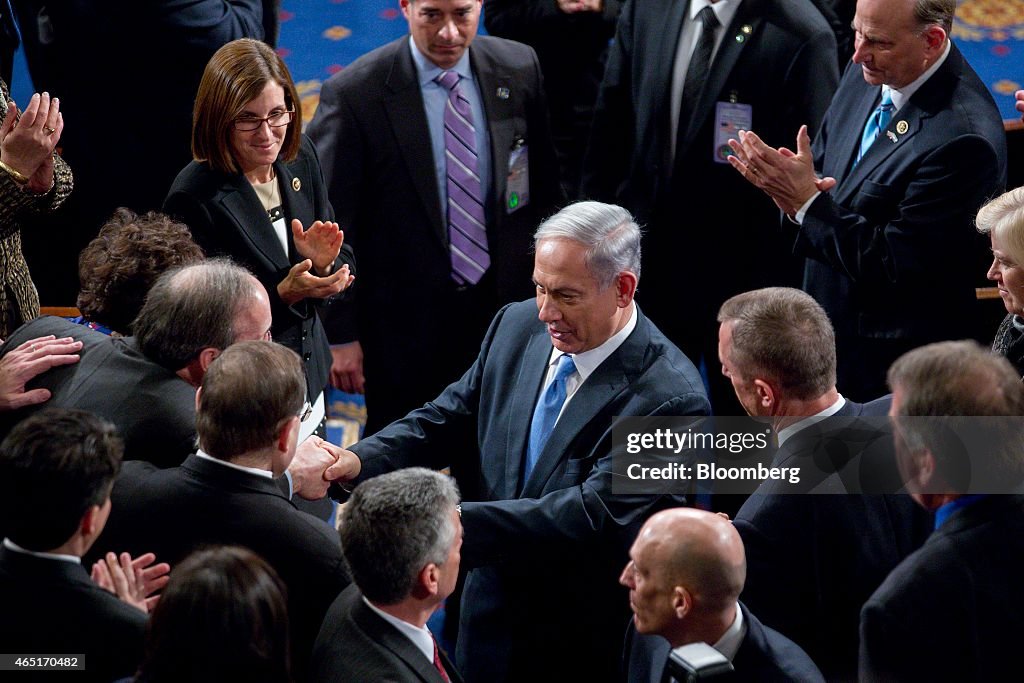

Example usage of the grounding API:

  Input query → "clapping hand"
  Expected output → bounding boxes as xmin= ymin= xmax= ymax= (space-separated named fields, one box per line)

xmin=292 ymin=219 xmax=344 ymax=274
xmin=0 ymin=92 xmax=62 ymax=185
xmin=91 ymin=551 xmax=171 ymax=614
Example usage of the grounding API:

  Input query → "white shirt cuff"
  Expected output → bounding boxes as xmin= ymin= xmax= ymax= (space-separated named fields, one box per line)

xmin=794 ymin=191 xmax=822 ymax=224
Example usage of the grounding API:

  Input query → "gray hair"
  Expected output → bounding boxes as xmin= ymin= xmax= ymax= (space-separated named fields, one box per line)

xmin=717 ymin=287 xmax=836 ymax=400
xmin=534 ymin=201 xmax=641 ymax=287
xmin=888 ymin=340 xmax=1024 ymax=488
xmin=977 ymin=187 xmax=1024 ymax=268
xmin=340 ymin=468 xmax=460 ymax=605
xmin=913 ymin=0 xmax=955 ymax=34
xmin=133 ymin=259 xmax=263 ymax=371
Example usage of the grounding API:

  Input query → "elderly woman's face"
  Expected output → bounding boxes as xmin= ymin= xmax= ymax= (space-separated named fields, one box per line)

xmin=230 ymin=80 xmax=288 ymax=181
xmin=987 ymin=231 xmax=1024 ymax=316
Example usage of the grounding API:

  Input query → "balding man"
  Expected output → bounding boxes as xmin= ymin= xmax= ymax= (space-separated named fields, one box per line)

xmin=729 ymin=0 xmax=1007 ymax=401
xmin=620 ymin=508 xmax=823 ymax=682
xmin=717 ymin=287 xmax=930 ymax=679
xmin=860 ymin=341 xmax=1024 ymax=681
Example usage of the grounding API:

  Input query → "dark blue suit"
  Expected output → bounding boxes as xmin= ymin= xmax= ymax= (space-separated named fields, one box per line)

xmin=351 ymin=300 xmax=710 ymax=683
xmin=623 ymin=603 xmax=825 ymax=683
xmin=734 ymin=397 xmax=932 ymax=680
xmin=860 ymin=494 xmax=1024 ymax=682
xmin=799 ymin=44 xmax=1008 ymax=400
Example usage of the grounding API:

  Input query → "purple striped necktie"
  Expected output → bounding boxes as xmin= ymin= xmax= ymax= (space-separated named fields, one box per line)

xmin=436 ymin=70 xmax=490 ymax=285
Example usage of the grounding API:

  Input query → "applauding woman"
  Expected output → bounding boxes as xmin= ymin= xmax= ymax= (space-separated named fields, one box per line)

xmin=166 ymin=39 xmax=354 ymax=428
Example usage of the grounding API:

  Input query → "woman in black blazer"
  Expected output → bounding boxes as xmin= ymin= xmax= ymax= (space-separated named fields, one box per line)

xmin=165 ymin=38 xmax=354 ymax=424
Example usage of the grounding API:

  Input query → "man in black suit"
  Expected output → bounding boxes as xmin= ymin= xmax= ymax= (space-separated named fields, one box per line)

xmin=717 ymin=287 xmax=930 ymax=680
xmin=729 ymin=0 xmax=1007 ymax=401
xmin=582 ymin=0 xmax=837 ymax=414
xmin=311 ymin=468 xmax=463 ymax=683
xmin=621 ymin=507 xmax=824 ymax=683
xmin=483 ymin=0 xmax=622 ymax=197
xmin=0 ymin=410 xmax=151 ymax=682
xmin=307 ymin=0 xmax=563 ymax=432
xmin=860 ymin=341 xmax=1024 ymax=681
xmin=326 ymin=202 xmax=710 ymax=682
xmin=90 ymin=341 xmax=349 ymax=678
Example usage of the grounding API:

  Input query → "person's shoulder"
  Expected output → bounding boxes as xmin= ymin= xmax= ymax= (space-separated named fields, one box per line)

xmin=472 ymin=34 xmax=539 ymax=68
xmin=3 ymin=316 xmax=101 ymax=352
xmin=742 ymin=606 xmax=825 ymax=682
xmin=762 ymin=0 xmax=835 ymax=40
xmin=166 ymin=160 xmax=223 ymax=201
xmin=321 ymin=36 xmax=407 ymax=92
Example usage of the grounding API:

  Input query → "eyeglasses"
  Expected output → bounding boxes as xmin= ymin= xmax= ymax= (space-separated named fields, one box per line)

xmin=298 ymin=401 xmax=312 ymax=422
xmin=233 ymin=110 xmax=295 ymax=131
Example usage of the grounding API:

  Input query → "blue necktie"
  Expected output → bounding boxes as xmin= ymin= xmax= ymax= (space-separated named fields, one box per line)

xmin=525 ymin=354 xmax=577 ymax=480
xmin=857 ymin=89 xmax=894 ymax=164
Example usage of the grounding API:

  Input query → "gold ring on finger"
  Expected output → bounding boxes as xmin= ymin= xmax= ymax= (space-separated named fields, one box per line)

xmin=43 ymin=126 xmax=55 ymax=135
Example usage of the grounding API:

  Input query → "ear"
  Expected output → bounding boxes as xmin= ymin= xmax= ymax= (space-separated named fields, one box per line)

xmin=80 ymin=499 xmax=109 ymax=538
xmin=752 ymin=378 xmax=775 ymax=409
xmin=276 ymin=415 xmax=299 ymax=454
xmin=194 ymin=385 xmax=203 ymax=412
xmin=400 ymin=0 xmax=412 ymax=19
xmin=672 ymin=585 xmax=690 ymax=620
xmin=410 ymin=562 xmax=438 ymax=600
xmin=910 ymin=448 xmax=936 ymax=490
xmin=922 ymin=25 xmax=946 ymax=54
xmin=615 ymin=271 xmax=639 ymax=307
xmin=197 ymin=347 xmax=221 ymax=374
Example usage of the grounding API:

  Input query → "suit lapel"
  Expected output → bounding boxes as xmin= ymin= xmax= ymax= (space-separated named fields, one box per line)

xmin=275 ymin=154 xmax=314 ymax=260
xmin=472 ymin=45 xmax=513 ymax=222
xmin=827 ymin=76 xmax=879 ymax=186
xmin=353 ymin=597 xmax=454 ymax=683
xmin=383 ymin=45 xmax=448 ymax=248
xmin=507 ymin=329 xmax=553 ymax=498
xmin=654 ymin=0 xmax=691 ymax=160
xmin=217 ymin=177 xmax=290 ymax=270
xmin=679 ymin=3 xmax=764 ymax=154
xmin=522 ymin=313 xmax=650 ymax=497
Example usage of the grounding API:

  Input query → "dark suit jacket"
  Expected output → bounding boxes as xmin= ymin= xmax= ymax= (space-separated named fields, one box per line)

xmin=799 ymin=44 xmax=1008 ymax=399
xmin=90 ymin=455 xmax=349 ymax=678
xmin=582 ymin=0 xmax=837 ymax=409
xmin=483 ymin=0 xmax=622 ymax=195
xmin=0 ymin=547 xmax=147 ymax=683
xmin=164 ymin=135 xmax=355 ymax=401
xmin=623 ymin=603 xmax=825 ymax=683
xmin=306 ymin=35 xmax=563 ymax=431
xmin=860 ymin=495 xmax=1024 ymax=682
xmin=734 ymin=397 xmax=932 ymax=679
xmin=0 ymin=316 xmax=196 ymax=468
xmin=309 ymin=584 xmax=463 ymax=683
xmin=351 ymin=300 xmax=710 ymax=683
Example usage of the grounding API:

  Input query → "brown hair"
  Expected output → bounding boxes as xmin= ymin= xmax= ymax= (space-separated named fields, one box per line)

xmin=192 ymin=38 xmax=301 ymax=173
xmin=77 ymin=208 xmax=205 ymax=335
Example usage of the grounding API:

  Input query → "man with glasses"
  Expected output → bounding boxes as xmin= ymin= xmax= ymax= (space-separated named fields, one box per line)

xmin=88 ymin=341 xmax=349 ymax=680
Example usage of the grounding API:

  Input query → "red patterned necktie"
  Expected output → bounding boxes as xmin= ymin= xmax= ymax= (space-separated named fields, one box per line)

xmin=432 ymin=636 xmax=451 ymax=682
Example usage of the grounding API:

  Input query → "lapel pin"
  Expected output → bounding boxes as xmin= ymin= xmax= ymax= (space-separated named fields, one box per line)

xmin=735 ymin=34 xmax=745 ymax=43
xmin=896 ymin=120 xmax=909 ymax=135
xmin=886 ymin=131 xmax=898 ymax=143
xmin=496 ymin=87 xmax=510 ymax=100
xmin=292 ymin=177 xmax=301 ymax=192
xmin=741 ymin=24 xmax=752 ymax=34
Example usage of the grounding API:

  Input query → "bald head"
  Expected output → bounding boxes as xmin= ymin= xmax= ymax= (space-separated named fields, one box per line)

xmin=622 ymin=508 xmax=746 ymax=646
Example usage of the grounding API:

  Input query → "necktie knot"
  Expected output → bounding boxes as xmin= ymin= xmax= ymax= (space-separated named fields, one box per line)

xmin=524 ymin=353 xmax=577 ymax=482
xmin=553 ymin=353 xmax=577 ymax=383
xmin=436 ymin=70 xmax=460 ymax=92
xmin=696 ymin=4 xmax=720 ymax=31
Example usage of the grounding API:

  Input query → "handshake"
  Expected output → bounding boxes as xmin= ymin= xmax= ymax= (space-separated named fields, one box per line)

xmin=286 ymin=436 xmax=362 ymax=501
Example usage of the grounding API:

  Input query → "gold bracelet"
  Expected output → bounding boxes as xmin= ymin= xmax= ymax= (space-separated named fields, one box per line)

xmin=0 ymin=159 xmax=29 ymax=185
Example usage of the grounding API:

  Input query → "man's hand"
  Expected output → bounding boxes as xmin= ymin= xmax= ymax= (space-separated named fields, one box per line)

xmin=324 ymin=447 xmax=362 ymax=485
xmin=91 ymin=551 xmax=170 ymax=613
xmin=277 ymin=259 xmax=354 ymax=305
xmin=1016 ymin=90 xmax=1024 ymax=122
xmin=292 ymin=219 xmax=344 ymax=274
xmin=727 ymin=126 xmax=834 ymax=216
xmin=330 ymin=341 xmax=365 ymax=394
xmin=288 ymin=436 xmax=345 ymax=500
xmin=557 ymin=0 xmax=603 ymax=13
xmin=0 ymin=335 xmax=81 ymax=411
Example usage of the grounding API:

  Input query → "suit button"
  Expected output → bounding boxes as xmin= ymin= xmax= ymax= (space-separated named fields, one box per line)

xmin=303 ymin=353 xmax=311 ymax=361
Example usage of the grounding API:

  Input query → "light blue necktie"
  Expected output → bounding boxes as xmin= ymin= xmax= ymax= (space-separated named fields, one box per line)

xmin=857 ymin=89 xmax=894 ymax=164
xmin=525 ymin=353 xmax=577 ymax=480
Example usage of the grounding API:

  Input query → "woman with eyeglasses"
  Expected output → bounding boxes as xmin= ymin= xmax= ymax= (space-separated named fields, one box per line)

xmin=165 ymin=38 xmax=354 ymax=437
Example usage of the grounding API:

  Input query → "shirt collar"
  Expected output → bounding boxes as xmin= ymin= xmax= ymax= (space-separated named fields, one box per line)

xmin=776 ymin=394 xmax=846 ymax=447
xmin=934 ymin=494 xmax=987 ymax=530
xmin=689 ymin=0 xmax=742 ymax=30
xmin=363 ymin=597 xmax=436 ymax=663
xmin=408 ymin=35 xmax=474 ymax=88
xmin=195 ymin=449 xmax=273 ymax=480
xmin=546 ymin=304 xmax=639 ymax=382
xmin=887 ymin=39 xmax=951 ymax=111
xmin=711 ymin=602 xmax=746 ymax=661
xmin=3 ymin=538 xmax=81 ymax=565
